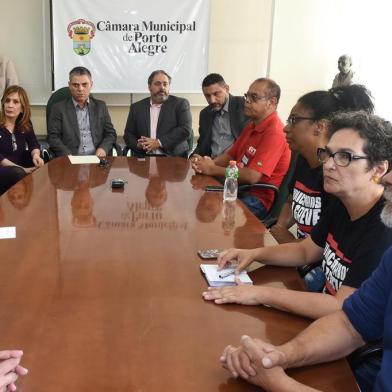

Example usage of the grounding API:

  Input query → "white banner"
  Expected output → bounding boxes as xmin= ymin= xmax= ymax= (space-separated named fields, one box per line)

xmin=52 ymin=0 xmax=210 ymax=93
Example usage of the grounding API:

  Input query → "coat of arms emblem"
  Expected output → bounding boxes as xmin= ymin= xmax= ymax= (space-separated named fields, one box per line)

xmin=67 ymin=19 xmax=96 ymax=56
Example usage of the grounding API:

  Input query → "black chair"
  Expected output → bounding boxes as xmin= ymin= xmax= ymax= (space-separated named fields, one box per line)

xmin=123 ymin=145 xmax=132 ymax=157
xmin=46 ymin=87 xmax=121 ymax=158
xmin=187 ymin=128 xmax=194 ymax=153
xmin=36 ymin=136 xmax=52 ymax=163
xmin=239 ymin=152 xmax=298 ymax=227
xmin=46 ymin=87 xmax=71 ymax=125
xmin=348 ymin=341 xmax=383 ymax=368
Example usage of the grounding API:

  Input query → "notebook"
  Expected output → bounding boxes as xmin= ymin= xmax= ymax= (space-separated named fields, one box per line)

xmin=68 ymin=155 xmax=100 ymax=164
xmin=200 ymin=264 xmax=253 ymax=287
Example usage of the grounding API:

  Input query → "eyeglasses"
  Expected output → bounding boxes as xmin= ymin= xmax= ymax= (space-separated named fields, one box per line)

xmin=286 ymin=116 xmax=316 ymax=126
xmin=244 ymin=92 xmax=269 ymax=103
xmin=317 ymin=147 xmax=369 ymax=167
xmin=11 ymin=133 xmax=17 ymax=152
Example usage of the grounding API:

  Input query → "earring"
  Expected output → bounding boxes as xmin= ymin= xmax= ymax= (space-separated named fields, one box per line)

xmin=372 ymin=176 xmax=381 ymax=184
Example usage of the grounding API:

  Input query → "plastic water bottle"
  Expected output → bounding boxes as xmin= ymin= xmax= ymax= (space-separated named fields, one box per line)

xmin=223 ymin=160 xmax=239 ymax=201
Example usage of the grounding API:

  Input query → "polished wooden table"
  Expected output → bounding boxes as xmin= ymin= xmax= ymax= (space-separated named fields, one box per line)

xmin=0 ymin=157 xmax=358 ymax=391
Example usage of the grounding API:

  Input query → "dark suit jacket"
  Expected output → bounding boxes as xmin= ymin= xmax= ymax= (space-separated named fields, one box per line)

xmin=123 ymin=95 xmax=192 ymax=157
xmin=47 ymin=97 xmax=117 ymax=157
xmin=192 ymin=95 xmax=249 ymax=157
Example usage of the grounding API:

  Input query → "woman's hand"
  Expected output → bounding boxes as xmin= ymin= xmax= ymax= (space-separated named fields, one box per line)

xmin=203 ymin=278 xmax=264 ymax=305
xmin=22 ymin=167 xmax=36 ymax=174
xmin=217 ymin=248 xmax=257 ymax=273
xmin=32 ymin=154 xmax=44 ymax=168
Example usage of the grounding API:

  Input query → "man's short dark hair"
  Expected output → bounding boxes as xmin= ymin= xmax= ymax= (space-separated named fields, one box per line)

xmin=148 ymin=70 xmax=171 ymax=85
xmin=69 ymin=66 xmax=92 ymax=80
xmin=202 ymin=73 xmax=227 ymax=88
xmin=254 ymin=77 xmax=281 ymax=103
xmin=329 ymin=111 xmax=392 ymax=171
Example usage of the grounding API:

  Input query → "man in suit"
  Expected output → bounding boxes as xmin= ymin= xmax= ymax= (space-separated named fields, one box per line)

xmin=124 ymin=70 xmax=192 ymax=157
xmin=47 ymin=66 xmax=117 ymax=157
xmin=192 ymin=73 xmax=249 ymax=158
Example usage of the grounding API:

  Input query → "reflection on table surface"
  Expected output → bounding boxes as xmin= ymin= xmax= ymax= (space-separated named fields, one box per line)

xmin=0 ymin=156 xmax=358 ymax=391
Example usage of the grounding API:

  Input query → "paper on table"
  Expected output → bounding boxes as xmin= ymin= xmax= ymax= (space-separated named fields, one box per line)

xmin=0 ymin=226 xmax=16 ymax=239
xmin=68 ymin=155 xmax=100 ymax=164
xmin=200 ymin=264 xmax=253 ymax=287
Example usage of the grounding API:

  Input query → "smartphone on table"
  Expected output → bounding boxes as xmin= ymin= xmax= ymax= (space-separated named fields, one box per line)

xmin=204 ymin=185 xmax=223 ymax=192
xmin=197 ymin=249 xmax=224 ymax=259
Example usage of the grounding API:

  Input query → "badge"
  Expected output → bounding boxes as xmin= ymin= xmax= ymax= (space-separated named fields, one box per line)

xmin=247 ymin=146 xmax=256 ymax=156
xmin=241 ymin=154 xmax=249 ymax=166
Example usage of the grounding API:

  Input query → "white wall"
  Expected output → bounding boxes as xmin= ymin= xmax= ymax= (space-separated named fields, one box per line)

xmin=1 ymin=0 xmax=391 ymax=135
xmin=208 ymin=0 xmax=272 ymax=96
xmin=0 ymin=0 xmax=52 ymax=105
xmin=270 ymin=0 xmax=392 ymax=121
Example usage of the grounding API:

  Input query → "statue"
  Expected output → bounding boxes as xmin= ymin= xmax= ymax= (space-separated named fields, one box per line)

xmin=332 ymin=55 xmax=355 ymax=88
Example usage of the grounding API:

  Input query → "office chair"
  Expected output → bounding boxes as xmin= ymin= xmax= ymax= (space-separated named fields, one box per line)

xmin=239 ymin=152 xmax=298 ymax=227
xmin=46 ymin=87 xmax=71 ymax=125
xmin=348 ymin=341 xmax=383 ymax=368
xmin=187 ymin=128 xmax=194 ymax=152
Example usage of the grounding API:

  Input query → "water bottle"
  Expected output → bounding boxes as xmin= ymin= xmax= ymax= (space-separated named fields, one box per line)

xmin=223 ymin=160 xmax=239 ymax=201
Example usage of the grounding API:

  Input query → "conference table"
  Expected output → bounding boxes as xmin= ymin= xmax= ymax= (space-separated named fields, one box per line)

xmin=0 ymin=156 xmax=358 ymax=391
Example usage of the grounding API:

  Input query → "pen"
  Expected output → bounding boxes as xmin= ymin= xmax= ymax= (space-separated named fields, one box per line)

xmin=218 ymin=270 xmax=235 ymax=279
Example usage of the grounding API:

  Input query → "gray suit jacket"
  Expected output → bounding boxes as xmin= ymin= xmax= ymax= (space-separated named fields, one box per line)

xmin=123 ymin=95 xmax=192 ymax=157
xmin=47 ymin=97 xmax=117 ymax=157
xmin=192 ymin=95 xmax=249 ymax=157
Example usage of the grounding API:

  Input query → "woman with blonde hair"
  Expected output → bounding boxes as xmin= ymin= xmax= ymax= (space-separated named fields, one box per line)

xmin=0 ymin=85 xmax=43 ymax=195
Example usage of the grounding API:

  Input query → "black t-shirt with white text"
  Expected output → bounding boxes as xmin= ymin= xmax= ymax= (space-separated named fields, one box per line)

xmin=288 ymin=155 xmax=330 ymax=238
xmin=311 ymin=196 xmax=392 ymax=295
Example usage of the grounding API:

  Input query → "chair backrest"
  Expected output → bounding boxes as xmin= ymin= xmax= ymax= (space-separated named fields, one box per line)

xmin=263 ymin=151 xmax=298 ymax=226
xmin=237 ymin=151 xmax=298 ymax=227
xmin=187 ymin=128 xmax=194 ymax=151
xmin=46 ymin=87 xmax=72 ymax=125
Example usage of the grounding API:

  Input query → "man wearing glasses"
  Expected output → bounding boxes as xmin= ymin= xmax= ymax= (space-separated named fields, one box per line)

xmin=192 ymin=78 xmax=291 ymax=220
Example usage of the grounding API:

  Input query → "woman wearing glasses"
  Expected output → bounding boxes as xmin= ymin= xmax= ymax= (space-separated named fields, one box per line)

xmin=270 ymin=84 xmax=374 ymax=291
xmin=203 ymin=111 xmax=392 ymax=320
xmin=0 ymin=85 xmax=43 ymax=195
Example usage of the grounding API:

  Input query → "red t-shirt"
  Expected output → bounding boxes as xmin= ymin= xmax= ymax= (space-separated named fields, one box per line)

xmin=228 ymin=112 xmax=291 ymax=209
